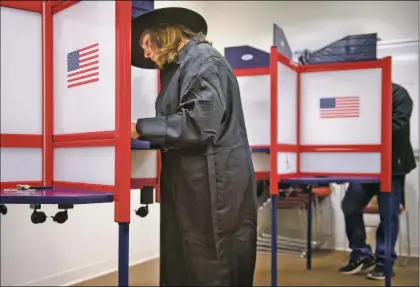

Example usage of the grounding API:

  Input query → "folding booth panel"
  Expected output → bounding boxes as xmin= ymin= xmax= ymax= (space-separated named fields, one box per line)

xmin=272 ymin=49 xmax=299 ymax=178
xmin=225 ymin=45 xmax=272 ymax=179
xmin=277 ymin=57 xmax=298 ymax=145
xmin=52 ymin=1 xmax=117 ymax=189
xmin=276 ymin=153 xmax=298 ymax=175
xmin=226 ymin=45 xmax=271 ymax=148
xmin=54 ymin=146 xmax=115 ymax=185
xmin=252 ymin=153 xmax=270 ymax=173
xmin=299 ymin=67 xmax=383 ymax=174
xmin=300 ymin=68 xmax=382 ymax=145
xmin=300 ymin=152 xmax=381 ymax=174
xmin=131 ymin=67 xmax=158 ymax=183
xmin=0 ymin=148 xmax=43 ymax=185
xmin=53 ymin=2 xmax=115 ymax=135
xmin=0 ymin=7 xmax=43 ymax=188
xmin=237 ymin=75 xmax=270 ymax=147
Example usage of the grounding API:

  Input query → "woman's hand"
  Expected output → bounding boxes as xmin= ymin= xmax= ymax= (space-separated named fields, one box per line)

xmin=131 ymin=122 xmax=140 ymax=139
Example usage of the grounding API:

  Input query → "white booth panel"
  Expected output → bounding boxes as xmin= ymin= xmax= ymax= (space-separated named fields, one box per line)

xmin=277 ymin=152 xmax=297 ymax=174
xmin=300 ymin=68 xmax=382 ymax=145
xmin=132 ymin=67 xmax=158 ymax=121
xmin=54 ymin=147 xmax=115 ymax=185
xmin=277 ymin=62 xmax=298 ymax=144
xmin=251 ymin=153 xmax=270 ymax=172
xmin=0 ymin=8 xmax=42 ymax=134
xmin=300 ymin=152 xmax=381 ymax=174
xmin=0 ymin=148 xmax=42 ymax=181
xmin=131 ymin=150 xmax=158 ymax=178
xmin=53 ymin=1 xmax=116 ymax=134
xmin=237 ymin=75 xmax=270 ymax=146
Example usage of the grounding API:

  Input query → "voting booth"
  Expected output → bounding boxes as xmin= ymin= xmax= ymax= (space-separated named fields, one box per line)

xmin=0 ymin=0 xmax=160 ymax=219
xmin=0 ymin=1 xmax=157 ymax=286
xmin=271 ymin=46 xmax=392 ymax=192
xmin=225 ymin=24 xmax=393 ymax=287
xmin=225 ymin=24 xmax=392 ymax=193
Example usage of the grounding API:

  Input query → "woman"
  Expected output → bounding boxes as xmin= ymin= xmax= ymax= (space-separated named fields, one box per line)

xmin=130 ymin=7 xmax=258 ymax=286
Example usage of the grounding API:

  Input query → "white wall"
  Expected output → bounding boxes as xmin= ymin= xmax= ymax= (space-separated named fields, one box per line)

xmin=202 ymin=1 xmax=418 ymax=53
xmin=1 ymin=1 xmax=418 ymax=286
xmin=197 ymin=0 xmax=419 ymax=256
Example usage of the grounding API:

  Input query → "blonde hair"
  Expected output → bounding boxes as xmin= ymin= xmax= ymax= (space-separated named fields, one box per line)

xmin=140 ymin=24 xmax=212 ymax=69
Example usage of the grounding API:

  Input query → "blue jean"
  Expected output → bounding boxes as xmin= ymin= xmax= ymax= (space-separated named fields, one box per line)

xmin=341 ymin=175 xmax=404 ymax=266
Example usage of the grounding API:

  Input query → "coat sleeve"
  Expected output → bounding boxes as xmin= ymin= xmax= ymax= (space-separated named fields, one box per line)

xmin=136 ymin=65 xmax=226 ymax=149
xmin=392 ymin=84 xmax=413 ymax=131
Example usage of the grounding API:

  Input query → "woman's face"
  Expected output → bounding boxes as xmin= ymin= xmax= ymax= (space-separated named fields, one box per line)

xmin=140 ymin=33 xmax=159 ymax=63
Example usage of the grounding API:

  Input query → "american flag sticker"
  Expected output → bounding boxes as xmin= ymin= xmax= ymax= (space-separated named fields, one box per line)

xmin=319 ymin=96 xmax=360 ymax=118
xmin=67 ymin=43 xmax=99 ymax=88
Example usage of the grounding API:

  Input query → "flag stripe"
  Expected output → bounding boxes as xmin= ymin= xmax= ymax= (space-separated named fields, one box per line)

xmin=79 ymin=60 xmax=99 ymax=69
xmin=67 ymin=43 xmax=99 ymax=89
xmin=79 ymin=43 xmax=99 ymax=52
xmin=68 ymin=72 xmax=99 ymax=83
xmin=67 ymin=74 xmax=99 ymax=88
xmin=68 ymin=66 xmax=98 ymax=77
xmin=320 ymin=114 xmax=359 ymax=118
xmin=80 ymin=54 xmax=98 ymax=64
xmin=68 ymin=78 xmax=99 ymax=89
xmin=321 ymin=108 xmax=359 ymax=111
xmin=80 ymin=49 xmax=98 ymax=58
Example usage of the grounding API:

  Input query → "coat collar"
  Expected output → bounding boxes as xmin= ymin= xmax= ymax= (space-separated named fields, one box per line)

xmin=161 ymin=33 xmax=206 ymax=69
xmin=175 ymin=32 xmax=208 ymax=64
xmin=174 ymin=38 xmax=197 ymax=64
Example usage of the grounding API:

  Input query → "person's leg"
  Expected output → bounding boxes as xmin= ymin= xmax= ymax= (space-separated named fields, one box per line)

xmin=367 ymin=175 xmax=404 ymax=280
xmin=339 ymin=182 xmax=376 ymax=274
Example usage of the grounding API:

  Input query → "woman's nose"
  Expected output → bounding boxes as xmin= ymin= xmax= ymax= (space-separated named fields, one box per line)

xmin=144 ymin=51 xmax=151 ymax=59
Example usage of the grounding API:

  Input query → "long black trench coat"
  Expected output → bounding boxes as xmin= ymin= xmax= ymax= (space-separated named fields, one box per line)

xmin=136 ymin=37 xmax=258 ymax=286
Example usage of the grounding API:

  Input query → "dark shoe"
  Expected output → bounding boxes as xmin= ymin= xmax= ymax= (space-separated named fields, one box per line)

xmin=366 ymin=265 xmax=396 ymax=280
xmin=339 ymin=256 xmax=375 ymax=275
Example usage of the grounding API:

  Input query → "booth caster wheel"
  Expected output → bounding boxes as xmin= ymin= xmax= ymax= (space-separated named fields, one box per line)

xmin=135 ymin=186 xmax=153 ymax=218
xmin=135 ymin=205 xmax=149 ymax=218
xmin=0 ymin=204 xmax=7 ymax=215
xmin=30 ymin=204 xmax=46 ymax=224
xmin=52 ymin=210 xmax=68 ymax=224
xmin=31 ymin=210 xmax=47 ymax=224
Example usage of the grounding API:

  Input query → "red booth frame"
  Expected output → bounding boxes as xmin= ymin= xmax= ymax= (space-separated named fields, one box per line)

xmin=0 ymin=0 xmax=134 ymax=222
xmin=234 ymin=46 xmax=392 ymax=194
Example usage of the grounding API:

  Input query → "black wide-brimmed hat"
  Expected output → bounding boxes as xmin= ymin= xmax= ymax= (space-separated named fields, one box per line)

xmin=131 ymin=7 xmax=208 ymax=69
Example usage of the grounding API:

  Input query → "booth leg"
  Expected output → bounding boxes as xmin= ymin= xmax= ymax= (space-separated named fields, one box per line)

xmin=271 ymin=194 xmax=278 ymax=287
xmin=305 ymin=185 xmax=313 ymax=270
xmin=382 ymin=192 xmax=392 ymax=287
xmin=118 ymin=222 xmax=130 ymax=287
